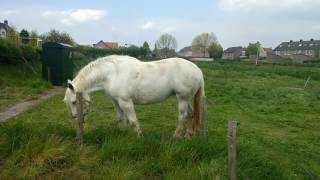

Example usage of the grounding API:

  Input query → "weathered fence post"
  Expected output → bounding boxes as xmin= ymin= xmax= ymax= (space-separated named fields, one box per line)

xmin=199 ymin=96 xmax=207 ymax=140
xmin=76 ymin=92 xmax=84 ymax=145
xmin=228 ymin=121 xmax=238 ymax=180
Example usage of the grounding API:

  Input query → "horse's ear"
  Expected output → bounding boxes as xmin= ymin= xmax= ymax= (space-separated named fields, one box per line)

xmin=67 ymin=80 xmax=75 ymax=92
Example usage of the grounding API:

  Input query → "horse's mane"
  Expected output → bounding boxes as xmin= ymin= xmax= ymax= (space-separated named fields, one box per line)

xmin=77 ymin=56 xmax=115 ymax=76
xmin=73 ymin=55 xmax=118 ymax=91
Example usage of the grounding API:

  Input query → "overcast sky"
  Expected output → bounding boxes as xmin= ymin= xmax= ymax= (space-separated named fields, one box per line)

xmin=1 ymin=0 xmax=320 ymax=50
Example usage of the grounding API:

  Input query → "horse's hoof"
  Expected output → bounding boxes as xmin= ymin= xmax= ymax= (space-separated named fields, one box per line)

xmin=173 ymin=133 xmax=183 ymax=138
xmin=117 ymin=122 xmax=127 ymax=130
xmin=184 ymin=132 xmax=193 ymax=139
xmin=137 ymin=132 xmax=143 ymax=138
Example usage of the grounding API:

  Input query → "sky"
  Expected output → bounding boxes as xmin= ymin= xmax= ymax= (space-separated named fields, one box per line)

xmin=1 ymin=0 xmax=320 ymax=50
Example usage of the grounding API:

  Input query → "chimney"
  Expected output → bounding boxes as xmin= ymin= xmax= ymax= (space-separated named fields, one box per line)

xmin=4 ymin=20 xmax=8 ymax=25
xmin=289 ymin=40 xmax=293 ymax=43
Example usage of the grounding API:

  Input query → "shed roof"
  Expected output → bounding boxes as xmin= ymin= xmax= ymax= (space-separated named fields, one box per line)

xmin=42 ymin=42 xmax=73 ymax=48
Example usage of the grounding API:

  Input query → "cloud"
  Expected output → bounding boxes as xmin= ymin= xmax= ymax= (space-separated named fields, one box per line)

xmin=0 ymin=10 xmax=17 ymax=16
xmin=311 ymin=25 xmax=320 ymax=31
xmin=42 ymin=9 xmax=107 ymax=26
xmin=142 ymin=21 xmax=155 ymax=30
xmin=218 ymin=0 xmax=320 ymax=13
xmin=140 ymin=18 xmax=179 ymax=34
xmin=42 ymin=10 xmax=69 ymax=17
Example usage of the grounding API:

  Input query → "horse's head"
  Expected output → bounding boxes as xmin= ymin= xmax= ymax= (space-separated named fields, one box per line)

xmin=63 ymin=80 xmax=90 ymax=121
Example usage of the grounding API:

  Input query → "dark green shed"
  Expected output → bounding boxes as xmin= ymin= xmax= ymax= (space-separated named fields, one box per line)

xmin=42 ymin=42 xmax=73 ymax=86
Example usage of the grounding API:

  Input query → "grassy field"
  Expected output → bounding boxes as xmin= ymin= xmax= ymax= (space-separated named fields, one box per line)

xmin=0 ymin=63 xmax=52 ymax=111
xmin=0 ymin=62 xmax=319 ymax=179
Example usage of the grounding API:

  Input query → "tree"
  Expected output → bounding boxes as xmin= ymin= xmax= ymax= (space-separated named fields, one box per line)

xmin=126 ymin=45 xmax=141 ymax=58
xmin=192 ymin=32 xmax=218 ymax=57
xmin=246 ymin=42 xmax=259 ymax=56
xmin=208 ymin=43 xmax=223 ymax=59
xmin=155 ymin=33 xmax=177 ymax=58
xmin=40 ymin=29 xmax=75 ymax=45
xmin=20 ymin=29 xmax=29 ymax=44
xmin=6 ymin=25 xmax=20 ymax=45
xmin=29 ymin=30 xmax=39 ymax=47
xmin=141 ymin=41 xmax=151 ymax=59
xmin=152 ymin=43 xmax=159 ymax=59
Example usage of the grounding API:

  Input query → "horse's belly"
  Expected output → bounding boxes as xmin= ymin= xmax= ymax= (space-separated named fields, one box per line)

xmin=132 ymin=86 xmax=172 ymax=104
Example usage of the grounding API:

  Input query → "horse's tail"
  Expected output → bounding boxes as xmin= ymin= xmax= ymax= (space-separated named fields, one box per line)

xmin=193 ymin=78 xmax=205 ymax=132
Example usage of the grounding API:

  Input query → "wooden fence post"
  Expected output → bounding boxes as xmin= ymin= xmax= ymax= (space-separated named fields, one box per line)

xmin=228 ymin=121 xmax=238 ymax=180
xmin=47 ymin=67 xmax=51 ymax=82
xmin=199 ymin=96 xmax=207 ymax=140
xmin=76 ymin=92 xmax=84 ymax=145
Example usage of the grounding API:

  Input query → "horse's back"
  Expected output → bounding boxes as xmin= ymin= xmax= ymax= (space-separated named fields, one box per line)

xmin=157 ymin=58 xmax=203 ymax=96
xmin=107 ymin=56 xmax=203 ymax=104
xmin=137 ymin=58 xmax=203 ymax=101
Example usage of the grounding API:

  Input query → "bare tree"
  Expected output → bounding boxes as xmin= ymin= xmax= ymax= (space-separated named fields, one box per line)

xmin=155 ymin=33 xmax=177 ymax=58
xmin=192 ymin=32 xmax=218 ymax=57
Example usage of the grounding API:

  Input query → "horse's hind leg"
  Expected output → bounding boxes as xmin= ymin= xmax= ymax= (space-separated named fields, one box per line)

xmin=117 ymin=99 xmax=143 ymax=138
xmin=174 ymin=97 xmax=189 ymax=138
xmin=111 ymin=99 xmax=126 ymax=129
xmin=185 ymin=103 xmax=195 ymax=139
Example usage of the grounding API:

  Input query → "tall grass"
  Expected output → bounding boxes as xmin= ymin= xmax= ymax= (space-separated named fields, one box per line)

xmin=0 ymin=63 xmax=52 ymax=110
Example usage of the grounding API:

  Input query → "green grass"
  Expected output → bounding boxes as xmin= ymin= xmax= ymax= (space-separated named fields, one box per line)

xmin=0 ymin=62 xmax=319 ymax=179
xmin=0 ymin=63 xmax=52 ymax=110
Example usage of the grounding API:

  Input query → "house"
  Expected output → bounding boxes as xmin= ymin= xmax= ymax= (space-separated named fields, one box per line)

xmin=263 ymin=48 xmax=272 ymax=54
xmin=0 ymin=20 xmax=10 ymax=38
xmin=93 ymin=40 xmax=119 ymax=49
xmin=105 ymin=42 xmax=118 ymax=49
xmin=222 ymin=46 xmax=245 ymax=60
xmin=178 ymin=46 xmax=210 ymax=58
xmin=273 ymin=39 xmax=320 ymax=59
xmin=178 ymin=46 xmax=192 ymax=57
xmin=93 ymin=40 xmax=106 ymax=48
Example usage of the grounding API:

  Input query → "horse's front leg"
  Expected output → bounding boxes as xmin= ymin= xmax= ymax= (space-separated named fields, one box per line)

xmin=117 ymin=99 xmax=143 ymax=138
xmin=111 ymin=99 xmax=127 ymax=129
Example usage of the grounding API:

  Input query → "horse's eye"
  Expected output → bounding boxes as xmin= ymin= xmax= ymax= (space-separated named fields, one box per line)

xmin=72 ymin=101 xmax=76 ymax=105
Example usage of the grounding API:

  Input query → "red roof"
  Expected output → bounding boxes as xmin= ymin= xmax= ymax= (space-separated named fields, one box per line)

xmin=105 ymin=42 xmax=118 ymax=49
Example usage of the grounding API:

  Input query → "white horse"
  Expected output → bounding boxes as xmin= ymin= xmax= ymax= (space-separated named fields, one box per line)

xmin=64 ymin=55 xmax=205 ymax=138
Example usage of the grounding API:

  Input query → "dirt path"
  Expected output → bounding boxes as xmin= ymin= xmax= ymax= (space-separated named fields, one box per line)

xmin=0 ymin=87 xmax=65 ymax=122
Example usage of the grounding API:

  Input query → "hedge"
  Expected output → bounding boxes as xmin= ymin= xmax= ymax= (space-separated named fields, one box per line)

xmin=0 ymin=38 xmax=41 ymax=63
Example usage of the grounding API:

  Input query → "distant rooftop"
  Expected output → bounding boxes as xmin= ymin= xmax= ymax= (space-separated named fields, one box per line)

xmin=178 ymin=46 xmax=192 ymax=53
xmin=274 ymin=39 xmax=320 ymax=51
xmin=0 ymin=20 xmax=10 ymax=30
xmin=224 ymin=46 xmax=243 ymax=53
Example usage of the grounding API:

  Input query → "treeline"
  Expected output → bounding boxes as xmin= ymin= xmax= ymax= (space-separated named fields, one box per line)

xmin=74 ymin=43 xmax=152 ymax=60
